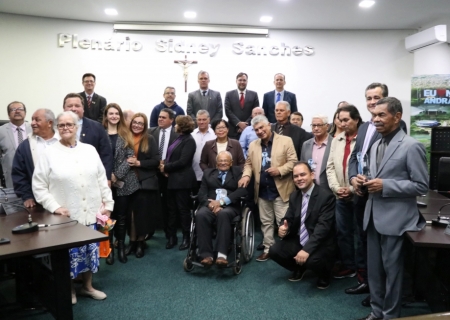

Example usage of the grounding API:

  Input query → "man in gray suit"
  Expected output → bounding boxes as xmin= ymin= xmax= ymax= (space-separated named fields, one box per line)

xmin=300 ymin=114 xmax=332 ymax=191
xmin=187 ymin=71 xmax=223 ymax=126
xmin=0 ymin=101 xmax=32 ymax=188
xmin=356 ymin=97 xmax=428 ymax=320
xmin=225 ymin=72 xmax=259 ymax=140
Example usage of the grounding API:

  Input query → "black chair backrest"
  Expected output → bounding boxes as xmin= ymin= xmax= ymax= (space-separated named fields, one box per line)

xmin=438 ymin=157 xmax=450 ymax=194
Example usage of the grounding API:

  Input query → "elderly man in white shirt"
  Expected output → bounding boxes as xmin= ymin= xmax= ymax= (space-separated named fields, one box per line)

xmin=12 ymin=109 xmax=59 ymax=207
xmin=191 ymin=110 xmax=216 ymax=191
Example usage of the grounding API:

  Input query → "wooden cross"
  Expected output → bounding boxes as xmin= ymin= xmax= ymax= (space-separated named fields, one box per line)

xmin=174 ymin=55 xmax=198 ymax=92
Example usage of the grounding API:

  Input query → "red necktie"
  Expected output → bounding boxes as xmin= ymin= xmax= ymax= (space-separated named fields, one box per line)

xmin=87 ymin=95 xmax=92 ymax=108
xmin=239 ymin=92 xmax=244 ymax=108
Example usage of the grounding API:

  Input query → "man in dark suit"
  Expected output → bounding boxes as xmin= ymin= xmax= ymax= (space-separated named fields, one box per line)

xmin=63 ymin=93 xmax=113 ymax=183
xmin=300 ymin=114 xmax=332 ymax=191
xmin=262 ymin=73 xmax=298 ymax=124
xmin=79 ymin=73 xmax=107 ymax=124
xmin=149 ymin=108 xmax=180 ymax=248
xmin=187 ymin=71 xmax=223 ymax=126
xmin=356 ymin=98 xmax=428 ymax=320
xmin=269 ymin=161 xmax=336 ymax=289
xmin=196 ymin=151 xmax=247 ymax=266
xmin=347 ymin=83 xmax=408 ymax=305
xmin=225 ymin=72 xmax=259 ymax=140
xmin=271 ymin=101 xmax=313 ymax=160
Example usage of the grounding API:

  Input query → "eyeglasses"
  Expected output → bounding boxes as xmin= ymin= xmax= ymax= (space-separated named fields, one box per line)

xmin=310 ymin=124 xmax=327 ymax=128
xmin=132 ymin=121 xmax=145 ymax=127
xmin=83 ymin=80 xmax=95 ymax=83
xmin=10 ymin=108 xmax=25 ymax=112
xmin=217 ymin=160 xmax=231 ymax=164
xmin=215 ymin=126 xmax=227 ymax=131
xmin=164 ymin=92 xmax=175 ymax=95
xmin=57 ymin=123 xmax=76 ymax=129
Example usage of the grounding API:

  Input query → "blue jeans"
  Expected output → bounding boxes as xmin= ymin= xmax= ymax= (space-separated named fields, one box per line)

xmin=335 ymin=199 xmax=365 ymax=271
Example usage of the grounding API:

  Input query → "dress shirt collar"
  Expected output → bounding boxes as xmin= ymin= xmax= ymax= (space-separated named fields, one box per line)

xmin=200 ymin=89 xmax=209 ymax=96
xmin=383 ymin=126 xmax=401 ymax=146
xmin=84 ymin=92 xmax=94 ymax=99
xmin=302 ymin=183 xmax=315 ymax=198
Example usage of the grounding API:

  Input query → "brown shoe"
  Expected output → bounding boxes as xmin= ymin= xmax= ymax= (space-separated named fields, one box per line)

xmin=256 ymin=252 xmax=270 ymax=262
xmin=200 ymin=257 xmax=214 ymax=266
xmin=216 ymin=257 xmax=228 ymax=267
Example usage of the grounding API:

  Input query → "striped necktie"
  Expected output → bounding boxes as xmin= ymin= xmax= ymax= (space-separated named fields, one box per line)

xmin=159 ymin=129 xmax=166 ymax=159
xmin=17 ymin=127 xmax=23 ymax=145
xmin=299 ymin=194 xmax=309 ymax=246
xmin=87 ymin=95 xmax=92 ymax=108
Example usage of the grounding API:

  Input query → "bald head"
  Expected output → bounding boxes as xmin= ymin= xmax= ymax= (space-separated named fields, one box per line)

xmin=251 ymin=107 xmax=265 ymax=118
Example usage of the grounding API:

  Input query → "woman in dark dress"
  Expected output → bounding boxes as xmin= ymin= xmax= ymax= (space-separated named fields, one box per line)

xmin=159 ymin=116 xmax=197 ymax=251
xmin=103 ymin=103 xmax=139 ymax=264
xmin=125 ymin=113 xmax=160 ymax=258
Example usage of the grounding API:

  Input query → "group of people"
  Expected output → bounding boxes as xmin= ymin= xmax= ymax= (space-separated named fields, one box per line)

xmin=0 ymin=71 xmax=428 ymax=320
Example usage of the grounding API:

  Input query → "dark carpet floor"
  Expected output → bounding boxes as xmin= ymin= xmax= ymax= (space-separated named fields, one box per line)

xmin=0 ymin=231 xmax=431 ymax=320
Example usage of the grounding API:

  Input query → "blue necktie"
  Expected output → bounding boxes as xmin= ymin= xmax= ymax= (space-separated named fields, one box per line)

xmin=218 ymin=171 xmax=226 ymax=185
xmin=276 ymin=92 xmax=281 ymax=103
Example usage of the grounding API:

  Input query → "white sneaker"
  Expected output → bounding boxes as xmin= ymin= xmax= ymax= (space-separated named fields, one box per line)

xmin=78 ymin=287 xmax=107 ymax=300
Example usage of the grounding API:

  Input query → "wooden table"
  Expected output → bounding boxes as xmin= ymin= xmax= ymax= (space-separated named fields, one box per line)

xmin=0 ymin=206 xmax=107 ymax=319
xmin=406 ymin=190 xmax=450 ymax=312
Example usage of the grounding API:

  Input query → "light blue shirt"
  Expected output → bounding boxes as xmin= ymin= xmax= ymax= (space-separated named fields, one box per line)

xmin=239 ymin=125 xmax=258 ymax=158
xmin=76 ymin=118 xmax=84 ymax=140
xmin=274 ymin=90 xmax=285 ymax=104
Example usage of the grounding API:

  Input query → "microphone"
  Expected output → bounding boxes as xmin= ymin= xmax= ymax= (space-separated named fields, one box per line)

xmin=0 ymin=188 xmax=39 ymax=234
xmin=431 ymin=203 xmax=450 ymax=227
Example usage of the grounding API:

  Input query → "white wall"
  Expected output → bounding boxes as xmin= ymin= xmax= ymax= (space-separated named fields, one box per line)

xmin=0 ymin=13 xmax=415 ymax=127
xmin=413 ymin=20 xmax=450 ymax=74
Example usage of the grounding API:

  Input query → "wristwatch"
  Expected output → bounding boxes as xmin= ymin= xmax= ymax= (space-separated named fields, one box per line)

xmin=219 ymin=199 xmax=225 ymax=207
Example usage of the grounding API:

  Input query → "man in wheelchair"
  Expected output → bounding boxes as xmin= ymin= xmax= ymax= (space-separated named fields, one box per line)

xmin=196 ymin=151 xmax=247 ymax=267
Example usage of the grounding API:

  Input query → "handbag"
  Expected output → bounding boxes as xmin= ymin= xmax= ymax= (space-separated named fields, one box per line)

xmin=0 ymin=188 xmax=22 ymax=215
xmin=139 ymin=174 xmax=158 ymax=191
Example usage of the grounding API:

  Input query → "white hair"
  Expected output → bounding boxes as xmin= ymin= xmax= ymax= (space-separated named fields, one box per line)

xmin=56 ymin=111 xmax=80 ymax=129
xmin=312 ymin=114 xmax=328 ymax=124
xmin=251 ymin=115 xmax=269 ymax=127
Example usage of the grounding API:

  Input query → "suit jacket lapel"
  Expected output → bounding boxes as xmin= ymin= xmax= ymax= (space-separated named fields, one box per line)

xmin=305 ymin=187 xmax=318 ymax=221
xmin=253 ymin=139 xmax=262 ymax=172
xmin=6 ymin=123 xmax=16 ymax=149
xmin=223 ymin=168 xmax=233 ymax=186
xmin=320 ymin=135 xmax=333 ymax=176
xmin=376 ymin=130 xmax=404 ymax=175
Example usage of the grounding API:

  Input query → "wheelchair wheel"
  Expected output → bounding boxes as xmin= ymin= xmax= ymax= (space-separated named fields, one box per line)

xmin=241 ymin=208 xmax=254 ymax=262
xmin=233 ymin=252 xmax=242 ymax=275
xmin=183 ymin=257 xmax=194 ymax=272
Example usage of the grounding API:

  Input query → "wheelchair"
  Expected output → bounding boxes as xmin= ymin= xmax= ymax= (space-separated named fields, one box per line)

xmin=183 ymin=197 xmax=254 ymax=274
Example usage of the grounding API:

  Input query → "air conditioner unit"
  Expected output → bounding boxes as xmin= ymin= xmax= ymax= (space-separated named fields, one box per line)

xmin=405 ymin=25 xmax=447 ymax=52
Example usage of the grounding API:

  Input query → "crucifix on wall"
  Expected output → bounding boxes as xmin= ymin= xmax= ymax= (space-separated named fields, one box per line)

xmin=174 ymin=55 xmax=198 ymax=92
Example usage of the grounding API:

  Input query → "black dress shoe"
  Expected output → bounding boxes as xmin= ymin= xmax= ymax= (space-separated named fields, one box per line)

xmin=135 ymin=241 xmax=144 ymax=258
xmin=357 ymin=313 xmax=382 ymax=320
xmin=345 ymin=282 xmax=370 ymax=294
xmin=288 ymin=268 xmax=306 ymax=282
xmin=256 ymin=242 xmax=264 ymax=251
xmin=361 ymin=295 xmax=371 ymax=307
xmin=125 ymin=241 xmax=137 ymax=256
xmin=317 ymin=277 xmax=330 ymax=290
xmin=166 ymin=237 xmax=177 ymax=249
xmin=179 ymin=238 xmax=190 ymax=251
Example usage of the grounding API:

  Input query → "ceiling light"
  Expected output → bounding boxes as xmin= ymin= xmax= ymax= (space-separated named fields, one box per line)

xmin=114 ymin=24 xmax=269 ymax=36
xmin=359 ymin=1 xmax=375 ymax=8
xmin=105 ymin=8 xmax=118 ymax=15
xmin=184 ymin=11 xmax=197 ymax=19
xmin=260 ymin=16 xmax=272 ymax=23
